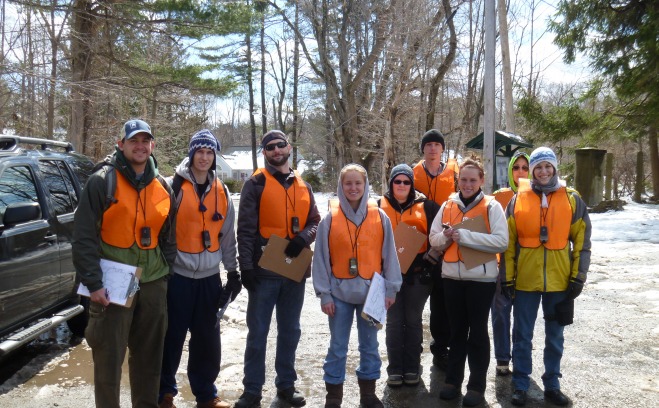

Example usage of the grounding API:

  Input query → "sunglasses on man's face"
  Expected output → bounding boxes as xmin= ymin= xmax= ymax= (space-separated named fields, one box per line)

xmin=513 ymin=165 xmax=529 ymax=171
xmin=393 ymin=179 xmax=412 ymax=185
xmin=264 ymin=141 xmax=288 ymax=151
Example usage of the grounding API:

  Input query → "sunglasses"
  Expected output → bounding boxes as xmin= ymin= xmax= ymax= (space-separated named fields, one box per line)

xmin=393 ymin=179 xmax=412 ymax=185
xmin=513 ymin=165 xmax=529 ymax=171
xmin=264 ymin=141 xmax=288 ymax=151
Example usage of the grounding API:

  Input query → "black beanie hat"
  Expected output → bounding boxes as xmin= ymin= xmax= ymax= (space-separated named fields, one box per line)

xmin=420 ymin=129 xmax=445 ymax=152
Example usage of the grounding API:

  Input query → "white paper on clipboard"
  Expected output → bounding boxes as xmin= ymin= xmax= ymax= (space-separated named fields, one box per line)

xmin=77 ymin=259 xmax=141 ymax=307
xmin=361 ymin=272 xmax=387 ymax=329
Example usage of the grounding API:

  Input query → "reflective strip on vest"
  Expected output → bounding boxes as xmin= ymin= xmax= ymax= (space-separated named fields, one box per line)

xmin=379 ymin=198 xmax=428 ymax=253
xmin=176 ymin=178 xmax=227 ymax=253
xmin=514 ymin=179 xmax=571 ymax=250
xmin=442 ymin=196 xmax=493 ymax=263
xmin=101 ymin=172 xmax=170 ymax=249
xmin=329 ymin=199 xmax=384 ymax=279
xmin=413 ymin=159 xmax=458 ymax=206
xmin=257 ymin=168 xmax=311 ymax=239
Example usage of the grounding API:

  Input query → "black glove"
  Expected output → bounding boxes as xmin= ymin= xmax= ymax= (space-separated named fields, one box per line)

xmin=241 ymin=269 xmax=257 ymax=292
xmin=284 ymin=236 xmax=306 ymax=258
xmin=567 ymin=277 xmax=584 ymax=300
xmin=501 ymin=281 xmax=515 ymax=300
xmin=218 ymin=271 xmax=242 ymax=307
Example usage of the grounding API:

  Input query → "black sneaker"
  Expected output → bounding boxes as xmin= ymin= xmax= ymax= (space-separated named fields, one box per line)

xmin=439 ymin=384 xmax=459 ymax=400
xmin=544 ymin=389 xmax=569 ymax=406
xmin=402 ymin=373 xmax=420 ymax=386
xmin=276 ymin=387 xmax=306 ymax=407
xmin=511 ymin=389 xmax=527 ymax=406
xmin=386 ymin=374 xmax=403 ymax=387
xmin=234 ymin=392 xmax=262 ymax=408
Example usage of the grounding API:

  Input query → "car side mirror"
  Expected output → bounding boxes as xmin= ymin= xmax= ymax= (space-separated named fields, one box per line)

xmin=3 ymin=202 xmax=41 ymax=227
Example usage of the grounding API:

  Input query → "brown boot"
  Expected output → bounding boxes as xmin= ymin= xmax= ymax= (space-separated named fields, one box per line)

xmin=325 ymin=382 xmax=343 ymax=408
xmin=159 ymin=393 xmax=176 ymax=408
xmin=357 ymin=379 xmax=383 ymax=408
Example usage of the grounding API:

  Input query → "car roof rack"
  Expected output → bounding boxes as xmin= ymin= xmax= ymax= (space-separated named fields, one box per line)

xmin=0 ymin=135 xmax=75 ymax=153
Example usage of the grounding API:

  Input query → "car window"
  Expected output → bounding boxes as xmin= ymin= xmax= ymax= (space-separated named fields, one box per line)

xmin=39 ymin=160 xmax=75 ymax=216
xmin=0 ymin=166 xmax=40 ymax=222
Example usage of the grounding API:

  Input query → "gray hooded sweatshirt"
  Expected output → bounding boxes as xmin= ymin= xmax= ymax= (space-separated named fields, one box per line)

xmin=169 ymin=157 xmax=238 ymax=279
xmin=312 ymin=170 xmax=402 ymax=306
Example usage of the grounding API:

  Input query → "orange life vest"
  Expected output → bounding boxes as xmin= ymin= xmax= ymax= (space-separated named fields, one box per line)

xmin=514 ymin=179 xmax=571 ymax=250
xmin=442 ymin=195 xmax=493 ymax=263
xmin=493 ymin=188 xmax=514 ymax=210
xmin=379 ymin=198 xmax=428 ymax=253
xmin=257 ymin=168 xmax=311 ymax=239
xmin=175 ymin=178 xmax=228 ymax=253
xmin=101 ymin=171 xmax=170 ymax=249
xmin=329 ymin=199 xmax=384 ymax=279
xmin=413 ymin=159 xmax=458 ymax=206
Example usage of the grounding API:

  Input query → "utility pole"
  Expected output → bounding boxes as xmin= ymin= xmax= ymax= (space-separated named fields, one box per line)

xmin=483 ymin=0 xmax=496 ymax=193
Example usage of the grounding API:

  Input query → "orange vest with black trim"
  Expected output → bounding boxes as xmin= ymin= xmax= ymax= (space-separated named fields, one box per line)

xmin=514 ymin=179 xmax=571 ymax=250
xmin=257 ymin=168 xmax=310 ymax=239
xmin=379 ymin=198 xmax=428 ymax=253
xmin=329 ymin=199 xmax=384 ymax=279
xmin=493 ymin=188 xmax=515 ymax=210
xmin=101 ymin=171 xmax=170 ymax=249
xmin=176 ymin=178 xmax=227 ymax=253
xmin=442 ymin=195 xmax=493 ymax=263
xmin=413 ymin=159 xmax=458 ymax=206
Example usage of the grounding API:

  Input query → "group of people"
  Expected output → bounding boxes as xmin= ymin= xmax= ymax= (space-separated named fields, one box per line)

xmin=72 ymin=121 xmax=591 ymax=408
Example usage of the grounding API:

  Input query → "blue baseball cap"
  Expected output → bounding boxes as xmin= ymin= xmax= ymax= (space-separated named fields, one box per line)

xmin=123 ymin=119 xmax=153 ymax=140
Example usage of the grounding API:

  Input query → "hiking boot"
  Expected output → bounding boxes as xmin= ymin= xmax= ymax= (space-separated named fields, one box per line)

xmin=386 ymin=374 xmax=403 ymax=387
xmin=496 ymin=360 xmax=511 ymax=376
xmin=439 ymin=383 xmax=460 ymax=400
xmin=159 ymin=393 xmax=176 ymax=408
xmin=196 ymin=396 xmax=230 ymax=408
xmin=402 ymin=373 xmax=420 ymax=386
xmin=511 ymin=389 xmax=527 ymax=406
xmin=276 ymin=387 xmax=306 ymax=407
xmin=544 ymin=389 xmax=569 ymax=406
xmin=462 ymin=390 xmax=484 ymax=407
xmin=234 ymin=392 xmax=262 ymax=408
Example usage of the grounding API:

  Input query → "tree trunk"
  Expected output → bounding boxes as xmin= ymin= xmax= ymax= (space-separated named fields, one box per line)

xmin=649 ymin=125 xmax=659 ymax=200
xmin=260 ymin=11 xmax=267 ymax=135
xmin=497 ymin=0 xmax=515 ymax=133
xmin=382 ymin=107 xmax=397 ymax=194
xmin=292 ymin=1 xmax=300 ymax=169
xmin=246 ymin=29 xmax=258 ymax=171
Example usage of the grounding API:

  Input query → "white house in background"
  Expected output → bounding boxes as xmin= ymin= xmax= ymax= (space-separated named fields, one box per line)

xmin=216 ymin=145 xmax=311 ymax=181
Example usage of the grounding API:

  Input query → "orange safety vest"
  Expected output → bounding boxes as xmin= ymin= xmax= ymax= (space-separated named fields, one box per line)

xmin=257 ymin=168 xmax=311 ymax=239
xmin=329 ymin=199 xmax=384 ymax=279
xmin=493 ymin=188 xmax=515 ymax=210
xmin=442 ymin=195 xmax=493 ymax=263
xmin=379 ymin=198 xmax=428 ymax=253
xmin=413 ymin=159 xmax=458 ymax=206
xmin=101 ymin=171 xmax=170 ymax=249
xmin=175 ymin=178 xmax=228 ymax=253
xmin=514 ymin=179 xmax=571 ymax=250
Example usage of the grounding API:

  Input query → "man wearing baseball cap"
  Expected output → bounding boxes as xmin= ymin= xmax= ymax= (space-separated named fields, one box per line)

xmin=73 ymin=118 xmax=177 ymax=408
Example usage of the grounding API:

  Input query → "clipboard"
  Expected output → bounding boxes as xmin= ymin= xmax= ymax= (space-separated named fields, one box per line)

xmin=361 ymin=272 xmax=386 ymax=330
xmin=77 ymin=259 xmax=142 ymax=307
xmin=393 ymin=222 xmax=426 ymax=274
xmin=257 ymin=235 xmax=313 ymax=282
xmin=453 ymin=215 xmax=497 ymax=270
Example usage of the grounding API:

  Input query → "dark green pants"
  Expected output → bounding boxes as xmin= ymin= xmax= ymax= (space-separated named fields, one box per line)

xmin=86 ymin=277 xmax=168 ymax=408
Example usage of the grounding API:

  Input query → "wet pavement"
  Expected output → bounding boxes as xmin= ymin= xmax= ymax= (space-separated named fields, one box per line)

xmin=1 ymin=206 xmax=659 ymax=407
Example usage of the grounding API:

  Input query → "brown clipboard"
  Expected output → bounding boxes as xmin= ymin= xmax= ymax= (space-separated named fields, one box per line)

xmin=393 ymin=222 xmax=427 ymax=274
xmin=453 ymin=215 xmax=497 ymax=270
xmin=257 ymin=234 xmax=313 ymax=282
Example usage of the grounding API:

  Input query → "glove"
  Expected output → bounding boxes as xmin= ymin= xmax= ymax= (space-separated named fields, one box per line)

xmin=218 ymin=271 xmax=242 ymax=307
xmin=241 ymin=269 xmax=257 ymax=292
xmin=567 ymin=277 xmax=584 ymax=300
xmin=501 ymin=281 xmax=515 ymax=300
xmin=284 ymin=236 xmax=306 ymax=258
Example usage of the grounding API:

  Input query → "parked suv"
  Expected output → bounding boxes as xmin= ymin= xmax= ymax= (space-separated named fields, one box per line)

xmin=0 ymin=135 xmax=94 ymax=359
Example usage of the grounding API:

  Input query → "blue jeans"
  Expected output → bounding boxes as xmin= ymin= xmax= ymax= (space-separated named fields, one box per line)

xmin=323 ymin=297 xmax=381 ymax=384
xmin=242 ymin=278 xmax=305 ymax=395
xmin=491 ymin=276 xmax=512 ymax=363
xmin=512 ymin=290 xmax=567 ymax=391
